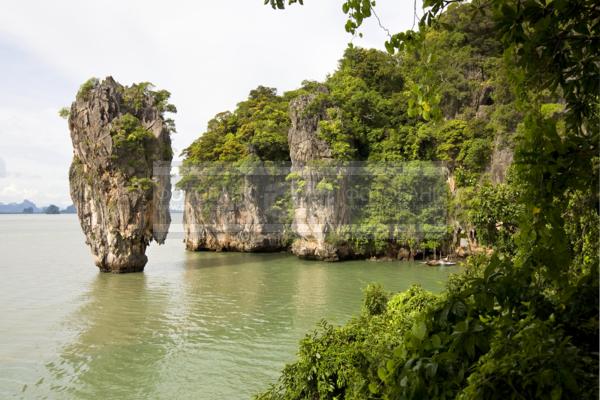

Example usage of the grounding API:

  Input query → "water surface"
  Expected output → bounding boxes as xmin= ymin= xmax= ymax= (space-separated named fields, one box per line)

xmin=0 ymin=214 xmax=460 ymax=399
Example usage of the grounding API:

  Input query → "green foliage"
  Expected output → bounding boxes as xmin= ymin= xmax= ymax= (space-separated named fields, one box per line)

xmin=264 ymin=0 xmax=303 ymax=10
xmin=126 ymin=177 xmax=155 ymax=192
xmin=257 ymin=286 xmax=437 ymax=399
xmin=314 ymin=46 xmax=409 ymax=161
xmin=256 ymin=284 xmax=439 ymax=400
xmin=177 ymin=86 xmax=294 ymax=222
xmin=260 ymin=249 xmax=598 ymax=399
xmin=315 ymin=178 xmax=334 ymax=193
xmin=153 ymin=89 xmax=178 ymax=114
xmin=122 ymin=82 xmax=177 ymax=117
xmin=263 ymin=1 xmax=599 ymax=398
xmin=469 ymin=183 xmax=521 ymax=252
xmin=122 ymin=81 xmax=153 ymax=111
xmin=361 ymin=283 xmax=389 ymax=316
xmin=183 ymin=6 xmax=513 ymax=258
xmin=76 ymin=77 xmax=99 ymax=101
xmin=110 ymin=113 xmax=156 ymax=178
xmin=458 ymin=316 xmax=598 ymax=400
xmin=178 ymin=86 xmax=290 ymax=183
xmin=58 ymin=107 xmax=70 ymax=119
xmin=111 ymin=114 xmax=154 ymax=149
xmin=345 ymin=161 xmax=448 ymax=256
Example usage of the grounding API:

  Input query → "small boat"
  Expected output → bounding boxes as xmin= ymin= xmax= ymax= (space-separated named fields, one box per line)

xmin=424 ymin=259 xmax=457 ymax=266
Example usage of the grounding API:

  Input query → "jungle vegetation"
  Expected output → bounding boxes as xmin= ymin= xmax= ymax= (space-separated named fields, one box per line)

xmin=250 ymin=0 xmax=599 ymax=399
xmin=178 ymin=2 xmax=519 ymax=256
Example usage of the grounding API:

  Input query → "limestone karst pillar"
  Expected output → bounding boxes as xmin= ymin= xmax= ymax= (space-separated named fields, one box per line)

xmin=68 ymin=77 xmax=173 ymax=272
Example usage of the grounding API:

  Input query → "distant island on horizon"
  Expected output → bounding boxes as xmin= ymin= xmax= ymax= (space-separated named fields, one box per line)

xmin=0 ymin=199 xmax=75 ymax=214
xmin=0 ymin=199 xmax=184 ymax=214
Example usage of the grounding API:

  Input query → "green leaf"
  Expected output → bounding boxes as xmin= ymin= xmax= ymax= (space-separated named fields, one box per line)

xmin=431 ymin=334 xmax=441 ymax=348
xmin=412 ymin=320 xmax=427 ymax=340
xmin=368 ymin=382 xmax=379 ymax=393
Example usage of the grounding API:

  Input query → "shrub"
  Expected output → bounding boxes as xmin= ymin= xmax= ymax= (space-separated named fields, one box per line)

xmin=76 ymin=77 xmax=99 ymax=101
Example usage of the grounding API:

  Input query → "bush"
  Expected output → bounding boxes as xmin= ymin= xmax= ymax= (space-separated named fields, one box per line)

xmin=256 ymin=284 xmax=439 ymax=400
xmin=76 ymin=77 xmax=99 ymax=101
xmin=361 ymin=283 xmax=389 ymax=316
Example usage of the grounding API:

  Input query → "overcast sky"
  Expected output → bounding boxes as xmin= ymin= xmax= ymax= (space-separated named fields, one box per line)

xmin=0 ymin=0 xmax=421 ymax=207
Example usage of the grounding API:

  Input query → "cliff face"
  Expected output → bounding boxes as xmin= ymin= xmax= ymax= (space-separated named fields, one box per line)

xmin=181 ymin=92 xmax=352 ymax=260
xmin=68 ymin=77 xmax=173 ymax=273
xmin=287 ymin=93 xmax=350 ymax=261
xmin=183 ymin=167 xmax=289 ymax=252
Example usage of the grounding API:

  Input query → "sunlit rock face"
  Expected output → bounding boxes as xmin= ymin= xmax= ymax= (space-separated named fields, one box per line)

xmin=182 ymin=171 xmax=288 ymax=252
xmin=287 ymin=92 xmax=351 ymax=261
xmin=68 ymin=77 xmax=172 ymax=273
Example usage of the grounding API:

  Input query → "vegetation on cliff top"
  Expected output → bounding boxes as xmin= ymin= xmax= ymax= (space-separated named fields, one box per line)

xmin=68 ymin=78 xmax=176 ymax=194
xmin=179 ymin=2 xmax=520 ymax=257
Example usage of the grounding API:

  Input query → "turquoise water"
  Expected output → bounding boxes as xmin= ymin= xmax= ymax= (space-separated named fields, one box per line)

xmin=0 ymin=214 xmax=461 ymax=399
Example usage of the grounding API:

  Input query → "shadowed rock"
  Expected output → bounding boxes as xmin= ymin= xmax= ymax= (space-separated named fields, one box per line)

xmin=68 ymin=77 xmax=174 ymax=273
xmin=182 ymin=164 xmax=289 ymax=252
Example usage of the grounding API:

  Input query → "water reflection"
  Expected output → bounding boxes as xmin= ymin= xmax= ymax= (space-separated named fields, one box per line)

xmin=14 ymin=238 xmax=460 ymax=399
xmin=45 ymin=273 xmax=173 ymax=399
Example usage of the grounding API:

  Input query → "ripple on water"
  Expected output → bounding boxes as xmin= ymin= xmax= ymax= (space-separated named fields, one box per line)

xmin=0 ymin=215 xmax=462 ymax=399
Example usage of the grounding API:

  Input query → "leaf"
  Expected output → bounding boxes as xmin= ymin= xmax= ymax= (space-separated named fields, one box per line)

xmin=400 ymin=376 xmax=408 ymax=387
xmin=386 ymin=359 xmax=395 ymax=372
xmin=412 ymin=320 xmax=427 ymax=340
xmin=368 ymin=382 xmax=379 ymax=393
xmin=551 ymin=387 xmax=562 ymax=400
xmin=431 ymin=334 xmax=441 ymax=348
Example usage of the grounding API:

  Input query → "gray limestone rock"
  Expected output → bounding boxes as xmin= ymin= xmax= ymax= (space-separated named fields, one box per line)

xmin=68 ymin=77 xmax=173 ymax=273
xmin=287 ymin=92 xmax=350 ymax=261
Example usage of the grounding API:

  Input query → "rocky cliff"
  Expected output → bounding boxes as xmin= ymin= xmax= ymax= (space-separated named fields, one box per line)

xmin=179 ymin=40 xmax=517 ymax=262
xmin=182 ymin=167 xmax=289 ymax=252
xmin=68 ymin=77 xmax=173 ymax=273
xmin=287 ymin=93 xmax=350 ymax=261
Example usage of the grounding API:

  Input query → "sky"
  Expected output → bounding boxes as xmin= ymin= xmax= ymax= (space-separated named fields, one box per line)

xmin=0 ymin=0 xmax=421 ymax=208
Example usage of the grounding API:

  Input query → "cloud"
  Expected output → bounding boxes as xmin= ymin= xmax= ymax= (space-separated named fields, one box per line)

xmin=0 ymin=157 xmax=6 ymax=178
xmin=0 ymin=0 xmax=420 ymax=206
xmin=0 ymin=107 xmax=72 ymax=205
xmin=0 ymin=183 xmax=39 ymax=202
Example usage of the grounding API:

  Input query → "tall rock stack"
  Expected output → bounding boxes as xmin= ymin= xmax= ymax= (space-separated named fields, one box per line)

xmin=68 ymin=77 xmax=173 ymax=273
xmin=287 ymin=92 xmax=351 ymax=261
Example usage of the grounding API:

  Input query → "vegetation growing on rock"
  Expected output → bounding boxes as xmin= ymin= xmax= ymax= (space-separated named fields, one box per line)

xmin=68 ymin=77 xmax=175 ymax=272
xmin=256 ymin=0 xmax=599 ymax=398
xmin=180 ymin=3 xmax=521 ymax=259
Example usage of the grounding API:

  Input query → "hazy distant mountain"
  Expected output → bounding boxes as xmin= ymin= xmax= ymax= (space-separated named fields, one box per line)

xmin=61 ymin=204 xmax=76 ymax=214
xmin=44 ymin=205 xmax=60 ymax=214
xmin=0 ymin=199 xmax=41 ymax=213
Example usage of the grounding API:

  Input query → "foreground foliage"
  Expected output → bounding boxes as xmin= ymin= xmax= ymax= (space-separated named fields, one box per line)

xmin=257 ymin=1 xmax=599 ymax=399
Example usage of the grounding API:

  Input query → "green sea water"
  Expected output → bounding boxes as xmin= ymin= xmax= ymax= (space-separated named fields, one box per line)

xmin=0 ymin=214 xmax=460 ymax=399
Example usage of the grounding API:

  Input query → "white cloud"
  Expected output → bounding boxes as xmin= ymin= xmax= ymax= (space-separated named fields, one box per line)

xmin=0 ymin=183 xmax=39 ymax=202
xmin=0 ymin=0 xmax=420 ymax=207
xmin=0 ymin=107 xmax=71 ymax=206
